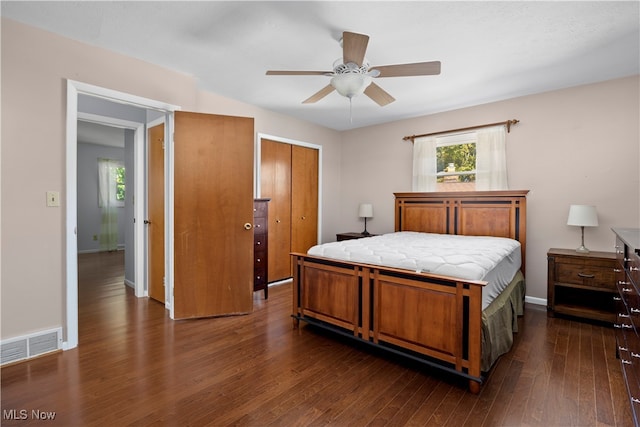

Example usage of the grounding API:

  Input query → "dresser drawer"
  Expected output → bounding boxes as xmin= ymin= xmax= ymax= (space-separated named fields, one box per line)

xmin=555 ymin=258 xmax=616 ymax=290
xmin=253 ymin=201 xmax=268 ymax=218
xmin=253 ymin=216 xmax=267 ymax=234
xmin=254 ymin=266 xmax=267 ymax=288
xmin=254 ymin=233 xmax=267 ymax=249
xmin=629 ymin=252 xmax=640 ymax=287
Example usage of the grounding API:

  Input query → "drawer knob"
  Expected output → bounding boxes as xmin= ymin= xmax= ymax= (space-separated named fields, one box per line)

xmin=614 ymin=268 xmax=622 ymax=273
xmin=632 ymin=397 xmax=640 ymax=404
xmin=632 ymin=307 xmax=640 ymax=314
xmin=614 ymin=296 xmax=622 ymax=301
xmin=578 ymin=273 xmax=595 ymax=279
xmin=256 ymin=241 xmax=261 ymax=245
xmin=620 ymin=346 xmax=629 ymax=351
xmin=631 ymin=266 xmax=640 ymax=272
xmin=632 ymin=352 xmax=640 ymax=358
xmin=620 ymin=281 xmax=631 ymax=285
xmin=619 ymin=313 xmax=631 ymax=318
xmin=622 ymin=359 xmax=633 ymax=365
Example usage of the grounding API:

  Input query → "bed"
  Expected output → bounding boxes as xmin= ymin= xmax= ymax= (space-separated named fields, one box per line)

xmin=291 ymin=190 xmax=528 ymax=393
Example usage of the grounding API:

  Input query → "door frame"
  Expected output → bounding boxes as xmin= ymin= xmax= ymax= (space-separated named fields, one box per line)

xmin=255 ymin=133 xmax=323 ymax=245
xmin=65 ymin=80 xmax=179 ymax=350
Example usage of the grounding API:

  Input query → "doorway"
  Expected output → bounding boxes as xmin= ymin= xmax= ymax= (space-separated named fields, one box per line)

xmin=65 ymin=80 xmax=179 ymax=350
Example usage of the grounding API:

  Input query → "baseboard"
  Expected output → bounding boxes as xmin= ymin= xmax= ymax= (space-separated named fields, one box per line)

xmin=1 ymin=328 xmax=63 ymax=366
xmin=525 ymin=295 xmax=547 ymax=306
xmin=124 ymin=278 xmax=135 ymax=288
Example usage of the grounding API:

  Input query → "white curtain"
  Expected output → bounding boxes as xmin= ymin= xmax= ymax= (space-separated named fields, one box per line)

xmin=98 ymin=158 xmax=120 ymax=252
xmin=412 ymin=136 xmax=437 ymax=191
xmin=476 ymin=125 xmax=508 ymax=190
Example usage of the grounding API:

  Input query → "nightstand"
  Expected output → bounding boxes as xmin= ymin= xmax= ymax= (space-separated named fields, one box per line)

xmin=547 ymin=248 xmax=617 ymax=323
xmin=336 ymin=232 xmax=378 ymax=241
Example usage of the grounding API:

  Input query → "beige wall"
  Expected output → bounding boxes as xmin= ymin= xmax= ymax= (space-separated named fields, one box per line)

xmin=2 ymin=17 xmax=638 ymax=344
xmin=340 ymin=75 xmax=640 ymax=302
xmin=0 ymin=19 xmax=341 ymax=341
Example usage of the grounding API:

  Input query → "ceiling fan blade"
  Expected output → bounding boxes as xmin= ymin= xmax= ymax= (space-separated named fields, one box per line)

xmin=342 ymin=31 xmax=369 ymax=66
xmin=364 ymin=83 xmax=395 ymax=106
xmin=371 ymin=61 xmax=441 ymax=77
xmin=302 ymin=85 xmax=335 ymax=104
xmin=266 ymin=70 xmax=331 ymax=76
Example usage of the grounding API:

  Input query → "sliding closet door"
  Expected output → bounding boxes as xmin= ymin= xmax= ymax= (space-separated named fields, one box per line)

xmin=260 ymin=139 xmax=292 ymax=282
xmin=291 ymin=144 xmax=318 ymax=254
xmin=173 ymin=112 xmax=254 ymax=319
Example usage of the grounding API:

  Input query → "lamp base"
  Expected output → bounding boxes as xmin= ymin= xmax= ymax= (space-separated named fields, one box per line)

xmin=361 ymin=231 xmax=370 ymax=236
xmin=575 ymin=245 xmax=590 ymax=253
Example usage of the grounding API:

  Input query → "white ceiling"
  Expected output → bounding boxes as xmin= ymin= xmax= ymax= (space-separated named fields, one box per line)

xmin=3 ymin=1 xmax=639 ymax=131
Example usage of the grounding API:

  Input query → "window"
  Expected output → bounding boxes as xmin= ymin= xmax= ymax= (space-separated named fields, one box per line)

xmin=114 ymin=165 xmax=125 ymax=202
xmin=436 ymin=133 xmax=476 ymax=191
xmin=412 ymin=124 xmax=508 ymax=192
xmin=98 ymin=158 xmax=125 ymax=208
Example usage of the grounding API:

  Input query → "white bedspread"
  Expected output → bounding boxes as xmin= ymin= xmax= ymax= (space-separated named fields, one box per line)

xmin=307 ymin=231 xmax=521 ymax=310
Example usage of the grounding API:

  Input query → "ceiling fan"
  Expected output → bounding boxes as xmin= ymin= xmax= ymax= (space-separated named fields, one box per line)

xmin=266 ymin=31 xmax=441 ymax=106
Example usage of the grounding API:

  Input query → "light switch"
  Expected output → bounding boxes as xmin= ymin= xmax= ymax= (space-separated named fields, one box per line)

xmin=46 ymin=191 xmax=60 ymax=207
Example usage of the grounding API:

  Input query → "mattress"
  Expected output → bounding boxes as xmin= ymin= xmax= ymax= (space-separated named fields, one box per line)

xmin=307 ymin=231 xmax=522 ymax=310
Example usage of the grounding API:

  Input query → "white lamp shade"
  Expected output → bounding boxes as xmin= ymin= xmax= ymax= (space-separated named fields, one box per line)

xmin=330 ymin=74 xmax=372 ymax=98
xmin=567 ymin=205 xmax=598 ymax=227
xmin=358 ymin=203 xmax=373 ymax=218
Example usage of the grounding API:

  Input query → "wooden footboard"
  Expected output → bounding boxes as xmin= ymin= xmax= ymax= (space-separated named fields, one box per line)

xmin=292 ymin=253 xmax=486 ymax=393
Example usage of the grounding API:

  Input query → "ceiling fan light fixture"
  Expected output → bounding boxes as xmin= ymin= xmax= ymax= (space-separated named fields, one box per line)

xmin=330 ymin=73 xmax=372 ymax=99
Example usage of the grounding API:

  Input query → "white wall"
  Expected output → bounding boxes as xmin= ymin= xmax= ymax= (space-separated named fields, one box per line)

xmin=339 ymin=75 xmax=640 ymax=303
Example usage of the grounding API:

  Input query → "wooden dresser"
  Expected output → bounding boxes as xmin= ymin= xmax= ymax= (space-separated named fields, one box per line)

xmin=613 ymin=228 xmax=640 ymax=425
xmin=253 ymin=199 xmax=270 ymax=299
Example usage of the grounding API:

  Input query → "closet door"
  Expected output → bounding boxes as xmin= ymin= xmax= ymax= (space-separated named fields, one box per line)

xmin=260 ymin=139 xmax=292 ymax=282
xmin=291 ymin=145 xmax=318 ymax=254
xmin=173 ymin=112 xmax=254 ymax=319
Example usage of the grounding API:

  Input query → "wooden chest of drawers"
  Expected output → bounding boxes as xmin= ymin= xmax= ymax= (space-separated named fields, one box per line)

xmin=253 ymin=199 xmax=270 ymax=299
xmin=613 ymin=228 xmax=640 ymax=426
xmin=547 ymin=248 xmax=617 ymax=323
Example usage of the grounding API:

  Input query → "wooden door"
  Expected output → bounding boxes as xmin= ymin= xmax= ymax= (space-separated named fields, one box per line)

xmin=260 ymin=139 xmax=292 ymax=282
xmin=148 ymin=123 xmax=165 ymax=303
xmin=173 ymin=112 xmax=254 ymax=319
xmin=291 ymin=145 xmax=318 ymax=254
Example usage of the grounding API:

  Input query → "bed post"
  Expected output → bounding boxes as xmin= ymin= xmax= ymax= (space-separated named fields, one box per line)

xmin=292 ymin=254 xmax=300 ymax=329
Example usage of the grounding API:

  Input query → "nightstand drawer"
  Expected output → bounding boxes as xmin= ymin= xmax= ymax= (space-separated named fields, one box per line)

xmin=555 ymin=259 xmax=616 ymax=290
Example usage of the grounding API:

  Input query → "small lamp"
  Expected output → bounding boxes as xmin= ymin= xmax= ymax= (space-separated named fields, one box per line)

xmin=358 ymin=203 xmax=373 ymax=236
xmin=567 ymin=205 xmax=598 ymax=253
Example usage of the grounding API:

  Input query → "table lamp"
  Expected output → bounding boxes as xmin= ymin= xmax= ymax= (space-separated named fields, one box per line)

xmin=567 ymin=205 xmax=598 ymax=253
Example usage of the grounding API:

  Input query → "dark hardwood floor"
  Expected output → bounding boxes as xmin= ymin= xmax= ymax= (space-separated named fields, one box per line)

xmin=1 ymin=251 xmax=633 ymax=426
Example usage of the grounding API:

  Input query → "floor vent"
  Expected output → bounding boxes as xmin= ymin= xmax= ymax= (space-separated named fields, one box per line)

xmin=1 ymin=328 xmax=62 ymax=365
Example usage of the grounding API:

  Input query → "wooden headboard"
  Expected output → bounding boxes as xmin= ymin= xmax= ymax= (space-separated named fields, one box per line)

xmin=394 ymin=190 xmax=529 ymax=274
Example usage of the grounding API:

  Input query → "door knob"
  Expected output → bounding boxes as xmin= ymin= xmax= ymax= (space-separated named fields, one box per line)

xmin=244 ymin=223 xmax=253 ymax=230
xmin=144 ymin=219 xmax=152 ymax=225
